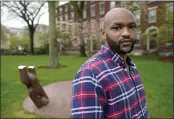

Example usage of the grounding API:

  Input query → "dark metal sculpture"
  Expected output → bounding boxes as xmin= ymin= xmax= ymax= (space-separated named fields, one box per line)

xmin=18 ymin=65 xmax=49 ymax=108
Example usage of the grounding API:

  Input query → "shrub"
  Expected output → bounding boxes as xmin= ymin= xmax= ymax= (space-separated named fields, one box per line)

xmin=1 ymin=49 xmax=12 ymax=55
xmin=35 ymin=43 xmax=49 ymax=55
xmin=10 ymin=49 xmax=28 ymax=55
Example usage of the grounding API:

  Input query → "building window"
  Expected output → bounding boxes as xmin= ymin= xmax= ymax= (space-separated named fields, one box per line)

xmin=135 ymin=31 xmax=141 ymax=46
xmin=166 ymin=3 xmax=173 ymax=21
xmin=59 ymin=16 xmax=62 ymax=21
xmin=65 ymin=14 xmax=68 ymax=21
xmin=59 ymin=7 xmax=62 ymax=13
xmin=83 ymin=9 xmax=87 ymax=19
xmin=90 ymin=4 xmax=95 ymax=17
xmin=110 ymin=1 xmax=116 ymax=10
xmin=100 ymin=2 xmax=105 ymax=15
xmin=148 ymin=7 xmax=157 ymax=23
xmin=64 ymin=6 xmax=68 ymax=12
xmin=71 ymin=12 xmax=74 ymax=21
xmin=166 ymin=28 xmax=173 ymax=45
xmin=134 ymin=10 xmax=141 ymax=25
xmin=84 ymin=1 xmax=87 ymax=6
xmin=99 ymin=18 xmax=104 ymax=27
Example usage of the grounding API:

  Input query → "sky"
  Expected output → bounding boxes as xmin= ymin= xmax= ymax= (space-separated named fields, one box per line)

xmin=1 ymin=1 xmax=69 ymax=28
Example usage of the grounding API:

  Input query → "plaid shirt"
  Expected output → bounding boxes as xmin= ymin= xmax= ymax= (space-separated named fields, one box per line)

xmin=71 ymin=45 xmax=149 ymax=119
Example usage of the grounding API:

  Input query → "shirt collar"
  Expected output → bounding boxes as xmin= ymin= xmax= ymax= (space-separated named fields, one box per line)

xmin=100 ymin=45 xmax=135 ymax=68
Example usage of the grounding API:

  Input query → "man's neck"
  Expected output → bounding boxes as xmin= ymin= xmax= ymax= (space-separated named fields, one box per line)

xmin=120 ymin=54 xmax=127 ymax=64
xmin=120 ymin=54 xmax=130 ymax=74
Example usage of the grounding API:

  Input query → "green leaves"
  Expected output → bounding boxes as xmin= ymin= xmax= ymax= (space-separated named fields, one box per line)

xmin=69 ymin=1 xmax=84 ymax=19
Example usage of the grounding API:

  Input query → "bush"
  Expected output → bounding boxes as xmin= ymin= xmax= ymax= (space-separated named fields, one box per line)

xmin=35 ymin=44 xmax=49 ymax=55
xmin=1 ymin=49 xmax=12 ymax=55
xmin=1 ymin=49 xmax=28 ymax=55
xmin=10 ymin=49 xmax=28 ymax=55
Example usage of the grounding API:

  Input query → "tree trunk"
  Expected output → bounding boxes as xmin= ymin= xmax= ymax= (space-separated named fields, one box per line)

xmin=48 ymin=1 xmax=60 ymax=68
xmin=79 ymin=20 xmax=86 ymax=57
xmin=29 ymin=30 xmax=35 ymax=55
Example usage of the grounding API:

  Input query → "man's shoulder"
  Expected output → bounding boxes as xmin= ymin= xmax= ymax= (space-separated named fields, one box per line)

xmin=73 ymin=53 xmax=108 ymax=84
xmin=80 ymin=53 xmax=110 ymax=71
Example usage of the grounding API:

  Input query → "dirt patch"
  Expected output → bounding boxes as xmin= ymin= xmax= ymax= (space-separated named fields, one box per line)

xmin=23 ymin=81 xmax=72 ymax=117
xmin=158 ymin=56 xmax=174 ymax=63
xmin=37 ymin=65 xmax=68 ymax=69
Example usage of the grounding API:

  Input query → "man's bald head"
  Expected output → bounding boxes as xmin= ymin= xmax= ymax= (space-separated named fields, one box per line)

xmin=103 ymin=8 xmax=136 ymax=28
xmin=100 ymin=8 xmax=137 ymax=55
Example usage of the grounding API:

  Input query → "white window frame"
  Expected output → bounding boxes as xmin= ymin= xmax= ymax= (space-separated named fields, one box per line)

xmin=64 ymin=6 xmax=68 ymax=12
xmin=90 ymin=4 xmax=95 ymax=17
xmin=135 ymin=31 xmax=141 ymax=46
xmin=148 ymin=6 xmax=157 ymax=23
xmin=110 ymin=1 xmax=116 ymax=10
xmin=84 ymin=1 xmax=87 ymax=6
xmin=83 ymin=9 xmax=87 ymax=19
xmin=100 ymin=2 xmax=105 ymax=15
xmin=59 ymin=7 xmax=63 ymax=13
xmin=71 ymin=12 xmax=74 ymax=21
xmin=133 ymin=10 xmax=141 ymax=25
xmin=166 ymin=28 xmax=173 ymax=45
xmin=165 ymin=3 xmax=173 ymax=21
xmin=59 ymin=16 xmax=62 ymax=21
xmin=65 ymin=14 xmax=68 ymax=21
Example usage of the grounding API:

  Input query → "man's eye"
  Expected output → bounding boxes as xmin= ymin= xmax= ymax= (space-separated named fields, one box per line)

xmin=129 ymin=25 xmax=136 ymax=29
xmin=112 ymin=27 xmax=121 ymax=30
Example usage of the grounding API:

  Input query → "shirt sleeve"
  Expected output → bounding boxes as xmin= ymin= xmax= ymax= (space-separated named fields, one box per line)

xmin=71 ymin=68 xmax=105 ymax=119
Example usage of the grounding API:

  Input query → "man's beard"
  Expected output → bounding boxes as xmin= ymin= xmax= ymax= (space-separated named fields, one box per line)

xmin=106 ymin=34 xmax=136 ymax=55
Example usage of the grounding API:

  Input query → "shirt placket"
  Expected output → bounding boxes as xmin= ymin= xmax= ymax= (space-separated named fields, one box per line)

xmin=128 ymin=67 xmax=144 ymax=119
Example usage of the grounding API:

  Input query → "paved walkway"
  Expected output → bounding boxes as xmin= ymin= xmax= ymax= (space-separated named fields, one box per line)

xmin=23 ymin=81 xmax=72 ymax=117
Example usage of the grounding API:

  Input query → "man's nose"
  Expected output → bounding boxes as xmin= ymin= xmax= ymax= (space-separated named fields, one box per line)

xmin=121 ymin=27 xmax=131 ymax=38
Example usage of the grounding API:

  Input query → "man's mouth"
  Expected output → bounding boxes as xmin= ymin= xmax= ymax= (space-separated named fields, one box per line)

xmin=120 ymin=40 xmax=132 ymax=46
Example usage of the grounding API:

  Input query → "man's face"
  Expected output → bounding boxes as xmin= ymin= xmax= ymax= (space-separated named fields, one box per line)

xmin=102 ymin=10 xmax=137 ymax=54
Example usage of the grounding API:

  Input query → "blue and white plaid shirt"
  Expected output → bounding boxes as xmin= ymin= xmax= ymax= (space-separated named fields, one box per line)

xmin=71 ymin=45 xmax=150 ymax=119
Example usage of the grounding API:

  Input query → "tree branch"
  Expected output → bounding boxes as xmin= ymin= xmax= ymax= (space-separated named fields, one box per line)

xmin=34 ymin=11 xmax=47 ymax=29
xmin=32 ymin=2 xmax=45 ymax=21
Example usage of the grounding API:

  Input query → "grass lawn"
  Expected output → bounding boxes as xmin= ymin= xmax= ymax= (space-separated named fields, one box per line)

xmin=1 ymin=54 xmax=173 ymax=118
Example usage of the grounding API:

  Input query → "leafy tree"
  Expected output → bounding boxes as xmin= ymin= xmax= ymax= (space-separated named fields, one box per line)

xmin=56 ymin=21 xmax=73 ymax=53
xmin=35 ymin=31 xmax=49 ymax=48
xmin=20 ymin=32 xmax=29 ymax=50
xmin=2 ymin=1 xmax=46 ymax=55
xmin=68 ymin=1 xmax=87 ymax=57
xmin=159 ymin=10 xmax=173 ymax=44
xmin=9 ymin=34 xmax=21 ymax=50
xmin=1 ymin=25 xmax=10 ymax=49
xmin=120 ymin=1 xmax=146 ymax=12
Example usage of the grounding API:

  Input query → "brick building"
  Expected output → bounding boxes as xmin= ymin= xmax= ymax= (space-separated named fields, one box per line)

xmin=56 ymin=1 xmax=173 ymax=55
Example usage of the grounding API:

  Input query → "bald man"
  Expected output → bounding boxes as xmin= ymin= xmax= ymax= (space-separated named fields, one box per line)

xmin=71 ymin=8 xmax=150 ymax=119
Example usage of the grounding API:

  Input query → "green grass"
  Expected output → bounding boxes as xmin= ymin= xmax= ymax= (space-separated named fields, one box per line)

xmin=1 ymin=54 xmax=173 ymax=118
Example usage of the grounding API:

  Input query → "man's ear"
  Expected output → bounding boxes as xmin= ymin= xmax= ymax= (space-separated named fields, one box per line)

xmin=100 ymin=27 xmax=106 ymax=40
